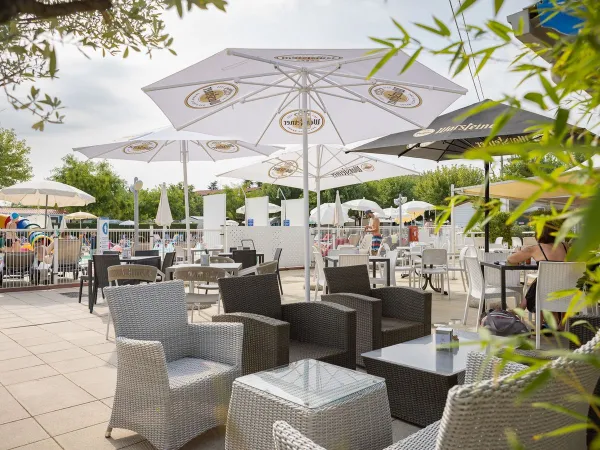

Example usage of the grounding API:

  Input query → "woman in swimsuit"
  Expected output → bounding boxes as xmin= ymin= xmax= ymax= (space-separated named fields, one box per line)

xmin=507 ymin=224 xmax=568 ymax=312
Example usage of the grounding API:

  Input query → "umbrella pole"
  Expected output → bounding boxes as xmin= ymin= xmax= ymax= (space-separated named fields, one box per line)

xmin=181 ymin=141 xmax=191 ymax=262
xmin=44 ymin=195 xmax=48 ymax=229
xmin=316 ymin=148 xmax=321 ymax=251
xmin=484 ymin=162 xmax=490 ymax=253
xmin=301 ymin=71 xmax=311 ymax=302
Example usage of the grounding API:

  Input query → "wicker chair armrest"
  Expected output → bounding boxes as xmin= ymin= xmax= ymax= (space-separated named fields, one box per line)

xmin=568 ymin=314 xmax=600 ymax=350
xmin=281 ymin=302 xmax=356 ymax=351
xmin=212 ymin=312 xmax=290 ymax=374
xmin=370 ymin=287 xmax=432 ymax=330
xmin=115 ymin=337 xmax=170 ymax=397
xmin=464 ymin=351 xmax=528 ymax=384
xmin=186 ymin=322 xmax=243 ymax=367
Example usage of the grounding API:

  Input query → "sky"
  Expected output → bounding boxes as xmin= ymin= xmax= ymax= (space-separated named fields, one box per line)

xmin=0 ymin=0 xmax=539 ymax=191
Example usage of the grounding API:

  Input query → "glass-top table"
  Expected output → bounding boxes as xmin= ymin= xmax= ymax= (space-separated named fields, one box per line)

xmin=236 ymin=359 xmax=384 ymax=408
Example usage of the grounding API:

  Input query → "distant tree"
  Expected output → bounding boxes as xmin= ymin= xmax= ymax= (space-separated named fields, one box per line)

xmin=1 ymin=0 xmax=227 ymax=130
xmin=498 ymin=154 xmax=586 ymax=180
xmin=413 ymin=166 xmax=484 ymax=206
xmin=369 ymin=176 xmax=419 ymax=208
xmin=0 ymin=128 xmax=32 ymax=188
xmin=207 ymin=181 xmax=219 ymax=191
xmin=51 ymin=154 xmax=131 ymax=219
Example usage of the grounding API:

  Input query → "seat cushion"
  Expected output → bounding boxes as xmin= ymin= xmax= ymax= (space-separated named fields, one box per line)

xmin=381 ymin=318 xmax=425 ymax=347
xmin=289 ymin=340 xmax=345 ymax=363
xmin=167 ymin=357 xmax=234 ymax=389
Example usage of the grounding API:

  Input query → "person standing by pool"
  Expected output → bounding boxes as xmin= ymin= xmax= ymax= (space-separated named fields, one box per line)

xmin=364 ymin=210 xmax=382 ymax=255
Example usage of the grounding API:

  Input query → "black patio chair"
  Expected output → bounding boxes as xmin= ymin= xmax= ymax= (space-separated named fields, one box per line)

xmin=91 ymin=254 xmax=121 ymax=312
xmin=273 ymin=248 xmax=283 ymax=294
xmin=232 ymin=249 xmax=257 ymax=270
xmin=135 ymin=250 xmax=159 ymax=257
xmin=157 ymin=251 xmax=176 ymax=281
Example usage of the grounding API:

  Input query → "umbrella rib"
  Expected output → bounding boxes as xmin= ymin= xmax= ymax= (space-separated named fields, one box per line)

xmin=198 ymin=141 xmax=217 ymax=162
xmin=307 ymin=64 xmax=342 ymax=88
xmin=315 ymin=83 xmax=374 ymax=89
xmin=310 ymin=69 xmax=467 ymax=95
xmin=177 ymin=74 xmax=290 ymax=131
xmin=313 ymin=90 xmax=346 ymax=145
xmin=147 ymin=140 xmax=171 ymax=163
xmin=227 ymin=49 xmax=304 ymax=71
xmin=308 ymin=51 xmax=386 ymax=71
xmin=235 ymin=141 xmax=277 ymax=156
xmin=143 ymin=71 xmax=286 ymax=92
xmin=236 ymin=81 xmax=297 ymax=89
xmin=275 ymin=67 xmax=303 ymax=88
xmin=253 ymin=74 xmax=301 ymax=145
xmin=241 ymin=90 xmax=296 ymax=104
xmin=318 ymin=77 xmax=428 ymax=129
xmin=279 ymin=91 xmax=301 ymax=113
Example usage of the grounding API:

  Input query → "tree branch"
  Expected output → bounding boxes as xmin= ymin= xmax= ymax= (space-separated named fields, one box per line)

xmin=1 ymin=0 xmax=113 ymax=24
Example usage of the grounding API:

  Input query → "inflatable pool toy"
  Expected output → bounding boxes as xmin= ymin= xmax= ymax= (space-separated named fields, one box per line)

xmin=0 ymin=214 xmax=41 ymax=230
xmin=21 ymin=243 xmax=32 ymax=251
xmin=0 ymin=214 xmax=11 ymax=228
xmin=29 ymin=231 xmax=53 ymax=247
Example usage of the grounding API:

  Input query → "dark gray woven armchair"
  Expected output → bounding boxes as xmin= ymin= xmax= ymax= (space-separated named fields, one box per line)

xmin=213 ymin=273 xmax=356 ymax=375
xmin=323 ymin=265 xmax=432 ymax=366
xmin=104 ymin=280 xmax=243 ymax=450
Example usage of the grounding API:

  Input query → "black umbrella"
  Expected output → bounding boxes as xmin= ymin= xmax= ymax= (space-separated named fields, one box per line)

xmin=350 ymin=100 xmax=555 ymax=252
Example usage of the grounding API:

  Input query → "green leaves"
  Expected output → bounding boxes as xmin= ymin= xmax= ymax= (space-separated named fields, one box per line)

xmin=400 ymin=47 xmax=423 ymax=74
xmin=416 ymin=17 xmax=451 ymax=37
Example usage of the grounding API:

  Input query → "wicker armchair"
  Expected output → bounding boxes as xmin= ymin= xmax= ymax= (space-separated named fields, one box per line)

xmin=213 ymin=273 xmax=356 ymax=375
xmin=322 ymin=265 xmax=432 ymax=366
xmin=274 ymin=333 xmax=600 ymax=449
xmin=104 ymin=281 xmax=243 ymax=450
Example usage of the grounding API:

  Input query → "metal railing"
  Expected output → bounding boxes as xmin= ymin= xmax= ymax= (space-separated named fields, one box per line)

xmin=0 ymin=227 xmax=225 ymax=291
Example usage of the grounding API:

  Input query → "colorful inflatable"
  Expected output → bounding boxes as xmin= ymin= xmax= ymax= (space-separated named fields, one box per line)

xmin=29 ymin=231 xmax=53 ymax=247
xmin=1 ymin=213 xmax=52 ymax=249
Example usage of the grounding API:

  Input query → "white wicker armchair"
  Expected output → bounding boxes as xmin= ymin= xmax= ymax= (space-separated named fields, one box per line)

xmin=274 ymin=330 xmax=600 ymax=450
xmin=104 ymin=280 xmax=243 ymax=450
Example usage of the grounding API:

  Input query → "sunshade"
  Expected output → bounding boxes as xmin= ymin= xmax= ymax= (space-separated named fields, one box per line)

xmin=342 ymin=198 xmax=384 ymax=216
xmin=0 ymin=180 xmax=95 ymax=228
xmin=120 ymin=220 xmax=135 ymax=226
xmin=381 ymin=207 xmax=412 ymax=221
xmin=403 ymin=200 xmax=435 ymax=218
xmin=310 ymin=202 xmax=351 ymax=225
xmin=65 ymin=211 xmax=97 ymax=220
xmin=236 ymin=203 xmax=282 ymax=214
xmin=155 ymin=183 xmax=174 ymax=227
xmin=74 ymin=126 xmax=279 ymax=260
xmin=143 ymin=48 xmax=467 ymax=301
xmin=350 ymin=100 xmax=557 ymax=161
xmin=333 ymin=191 xmax=345 ymax=227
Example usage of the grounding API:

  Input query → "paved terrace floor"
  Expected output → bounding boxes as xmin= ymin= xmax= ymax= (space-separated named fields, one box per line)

xmin=0 ymin=270 xmax=480 ymax=450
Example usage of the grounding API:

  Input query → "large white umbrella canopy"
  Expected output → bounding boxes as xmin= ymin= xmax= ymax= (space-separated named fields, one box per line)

xmin=155 ymin=183 xmax=174 ymax=226
xmin=120 ymin=220 xmax=135 ymax=226
xmin=381 ymin=207 xmax=412 ymax=221
xmin=73 ymin=125 xmax=278 ymax=162
xmin=74 ymin=126 xmax=280 ymax=260
xmin=310 ymin=203 xmax=351 ymax=225
xmin=0 ymin=180 xmax=95 ymax=228
xmin=343 ymin=198 xmax=385 ymax=216
xmin=236 ymin=203 xmax=282 ymax=214
xmin=65 ymin=211 xmax=97 ymax=220
xmin=143 ymin=48 xmax=466 ymax=301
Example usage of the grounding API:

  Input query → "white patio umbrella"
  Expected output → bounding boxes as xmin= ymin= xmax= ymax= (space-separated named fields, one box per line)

xmin=120 ymin=220 xmax=135 ymax=226
xmin=381 ymin=207 xmax=412 ymax=221
xmin=155 ymin=183 xmax=174 ymax=257
xmin=342 ymin=198 xmax=385 ymax=216
xmin=236 ymin=203 xmax=282 ymax=214
xmin=309 ymin=203 xmax=350 ymax=225
xmin=219 ymin=144 xmax=417 ymax=239
xmin=403 ymin=200 xmax=435 ymax=219
xmin=143 ymin=48 xmax=467 ymax=300
xmin=65 ymin=211 xmax=97 ymax=229
xmin=0 ymin=180 xmax=95 ymax=228
xmin=74 ymin=126 xmax=279 ymax=260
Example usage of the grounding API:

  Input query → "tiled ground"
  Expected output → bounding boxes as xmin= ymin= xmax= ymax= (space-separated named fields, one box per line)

xmin=0 ymin=270 xmax=478 ymax=449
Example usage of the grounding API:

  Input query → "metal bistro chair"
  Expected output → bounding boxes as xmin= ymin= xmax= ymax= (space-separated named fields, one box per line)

xmin=313 ymin=248 xmax=327 ymax=301
xmin=415 ymin=248 xmax=450 ymax=298
xmin=134 ymin=249 xmax=159 ymax=257
xmin=156 ymin=251 xmax=175 ymax=282
xmin=91 ymin=254 xmax=121 ymax=309
xmin=274 ymin=248 xmax=283 ymax=294
xmin=173 ymin=266 xmax=227 ymax=318
xmin=256 ymin=260 xmax=279 ymax=275
xmin=233 ymin=249 xmax=257 ymax=271
xmin=106 ymin=264 xmax=158 ymax=339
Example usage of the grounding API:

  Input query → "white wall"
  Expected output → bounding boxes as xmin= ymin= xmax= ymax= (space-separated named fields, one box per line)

xmin=281 ymin=199 xmax=304 ymax=227
xmin=246 ymin=196 xmax=269 ymax=227
xmin=203 ymin=193 xmax=226 ymax=247
xmin=454 ymin=202 xmax=476 ymax=227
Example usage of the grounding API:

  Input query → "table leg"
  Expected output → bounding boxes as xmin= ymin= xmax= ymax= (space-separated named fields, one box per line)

xmin=501 ymin=267 xmax=507 ymax=310
xmin=87 ymin=259 xmax=93 ymax=313
xmin=372 ymin=261 xmax=377 ymax=289
xmin=325 ymin=259 xmax=329 ymax=268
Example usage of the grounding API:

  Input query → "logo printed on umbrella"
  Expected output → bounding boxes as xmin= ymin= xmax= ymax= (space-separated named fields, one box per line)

xmin=279 ymin=110 xmax=325 ymax=134
xmin=330 ymin=162 xmax=375 ymax=178
xmin=369 ymin=84 xmax=422 ymax=108
xmin=123 ymin=141 xmax=158 ymax=154
xmin=413 ymin=129 xmax=435 ymax=137
xmin=274 ymin=54 xmax=342 ymax=63
xmin=268 ymin=161 xmax=299 ymax=179
xmin=206 ymin=141 xmax=239 ymax=153
xmin=185 ymin=83 xmax=238 ymax=109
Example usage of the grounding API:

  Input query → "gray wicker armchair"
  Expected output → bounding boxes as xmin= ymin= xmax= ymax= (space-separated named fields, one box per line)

xmin=322 ymin=265 xmax=432 ymax=366
xmin=104 ymin=280 xmax=243 ymax=450
xmin=274 ymin=331 xmax=600 ymax=449
xmin=213 ymin=273 xmax=356 ymax=375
